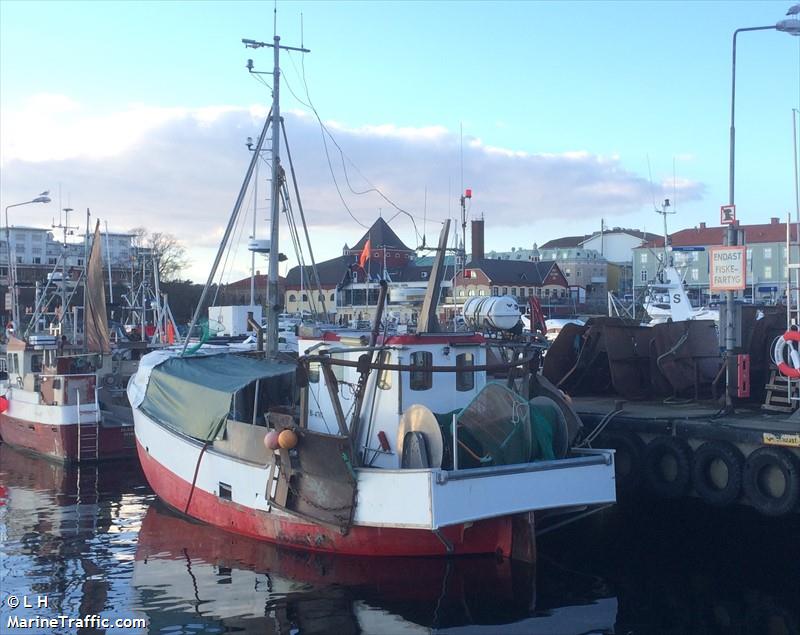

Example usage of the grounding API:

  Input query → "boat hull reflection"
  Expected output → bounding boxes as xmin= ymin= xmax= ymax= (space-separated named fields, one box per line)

xmin=134 ymin=504 xmax=613 ymax=634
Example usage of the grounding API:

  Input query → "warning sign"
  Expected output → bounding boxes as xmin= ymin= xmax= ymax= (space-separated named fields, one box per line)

xmin=709 ymin=246 xmax=746 ymax=291
xmin=720 ymin=204 xmax=736 ymax=225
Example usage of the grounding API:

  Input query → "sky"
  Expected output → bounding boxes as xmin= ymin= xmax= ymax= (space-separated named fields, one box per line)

xmin=1 ymin=0 xmax=799 ymax=284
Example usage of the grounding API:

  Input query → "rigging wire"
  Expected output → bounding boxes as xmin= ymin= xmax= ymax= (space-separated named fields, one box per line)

xmin=287 ymin=50 xmax=424 ymax=242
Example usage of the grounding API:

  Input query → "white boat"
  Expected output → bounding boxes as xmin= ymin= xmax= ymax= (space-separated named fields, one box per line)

xmin=127 ymin=34 xmax=615 ymax=558
xmin=644 ymin=266 xmax=719 ymax=324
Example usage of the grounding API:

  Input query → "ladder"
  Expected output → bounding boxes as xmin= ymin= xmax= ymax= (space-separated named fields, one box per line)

xmin=77 ymin=422 xmax=99 ymax=461
xmin=76 ymin=389 xmax=100 ymax=462
xmin=762 ymin=366 xmax=800 ymax=413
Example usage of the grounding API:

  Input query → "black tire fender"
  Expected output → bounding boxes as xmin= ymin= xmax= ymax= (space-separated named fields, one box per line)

xmin=742 ymin=446 xmax=800 ymax=517
xmin=691 ymin=440 xmax=744 ymax=507
xmin=596 ymin=430 xmax=645 ymax=493
xmin=643 ymin=436 xmax=692 ymax=498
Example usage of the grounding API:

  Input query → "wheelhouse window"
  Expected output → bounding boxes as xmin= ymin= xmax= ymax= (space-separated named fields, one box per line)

xmin=409 ymin=351 xmax=432 ymax=391
xmin=456 ymin=353 xmax=475 ymax=391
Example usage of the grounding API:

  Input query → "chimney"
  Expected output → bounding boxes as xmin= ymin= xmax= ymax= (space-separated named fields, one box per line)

xmin=771 ymin=217 xmax=779 ymax=224
xmin=471 ymin=219 xmax=485 ymax=261
xmin=699 ymin=222 xmax=706 ymax=229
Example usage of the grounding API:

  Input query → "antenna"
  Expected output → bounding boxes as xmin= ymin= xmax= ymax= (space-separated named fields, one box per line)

xmin=672 ymin=156 xmax=677 ymax=214
xmin=655 ymin=198 xmax=675 ymax=266
xmin=646 ymin=154 xmax=657 ymax=211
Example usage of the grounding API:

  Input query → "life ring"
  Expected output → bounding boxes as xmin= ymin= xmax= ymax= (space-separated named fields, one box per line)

xmin=691 ymin=440 xmax=744 ymax=507
xmin=772 ymin=330 xmax=800 ymax=378
xmin=643 ymin=436 xmax=692 ymax=498
xmin=596 ymin=430 xmax=645 ymax=494
xmin=742 ymin=447 xmax=800 ymax=517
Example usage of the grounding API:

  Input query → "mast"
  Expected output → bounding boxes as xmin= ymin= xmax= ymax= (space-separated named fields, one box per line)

xmin=242 ymin=35 xmax=309 ymax=357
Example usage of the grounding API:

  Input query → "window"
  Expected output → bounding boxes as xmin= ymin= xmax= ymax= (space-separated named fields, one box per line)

xmin=502 ymin=287 xmax=508 ymax=295
xmin=302 ymin=294 xmax=308 ymax=302
xmin=318 ymin=293 xmax=324 ymax=302
xmin=691 ymin=268 xmax=699 ymax=281
xmin=329 ymin=293 xmax=335 ymax=302
xmin=640 ymin=253 xmax=648 ymax=263
xmin=409 ymin=351 xmax=432 ymax=391
xmin=492 ymin=286 xmax=499 ymax=296
xmin=764 ymin=247 xmax=773 ymax=259
xmin=77 ymin=259 xmax=83 ymax=266
xmin=32 ymin=257 xmax=41 ymax=264
xmin=457 ymin=288 xmax=465 ymax=297
xmin=479 ymin=289 xmax=486 ymax=296
xmin=48 ymin=258 xmax=57 ymax=265
xmin=764 ymin=266 xmax=773 ymax=278
xmin=511 ymin=287 xmax=517 ymax=296
xmin=577 ymin=270 xmax=582 ymax=278
xmin=456 ymin=353 xmax=475 ymax=391
xmin=421 ymin=271 xmax=428 ymax=279
xmin=640 ymin=270 xmax=648 ymax=282
xmin=527 ymin=288 xmax=534 ymax=296
xmin=288 ymin=294 xmax=297 ymax=302
xmin=467 ymin=289 xmax=475 ymax=296
xmin=565 ymin=269 xmax=571 ymax=277
xmin=308 ymin=361 xmax=320 ymax=383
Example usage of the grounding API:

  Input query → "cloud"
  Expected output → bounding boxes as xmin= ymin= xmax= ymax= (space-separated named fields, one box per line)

xmin=0 ymin=94 xmax=705 ymax=281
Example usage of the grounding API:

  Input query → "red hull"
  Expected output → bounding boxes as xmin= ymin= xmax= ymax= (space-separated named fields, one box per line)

xmin=0 ymin=414 xmax=136 ymax=463
xmin=137 ymin=440 xmax=514 ymax=557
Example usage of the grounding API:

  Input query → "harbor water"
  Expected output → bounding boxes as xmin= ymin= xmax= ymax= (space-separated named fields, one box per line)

xmin=0 ymin=442 xmax=798 ymax=635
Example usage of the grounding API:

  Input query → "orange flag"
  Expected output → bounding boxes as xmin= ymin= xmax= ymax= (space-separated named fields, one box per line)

xmin=359 ymin=238 xmax=371 ymax=269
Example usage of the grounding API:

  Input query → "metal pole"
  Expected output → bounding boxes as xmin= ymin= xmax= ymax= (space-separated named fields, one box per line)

xmin=251 ymin=151 xmax=258 ymax=306
xmin=726 ymin=25 xmax=776 ymax=407
xmin=793 ymin=109 xmax=800 ymax=325
xmin=266 ymin=35 xmax=282 ymax=358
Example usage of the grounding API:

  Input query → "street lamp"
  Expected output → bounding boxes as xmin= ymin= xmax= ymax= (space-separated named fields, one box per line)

xmin=724 ymin=6 xmax=800 ymax=406
xmin=4 ymin=191 xmax=51 ymax=329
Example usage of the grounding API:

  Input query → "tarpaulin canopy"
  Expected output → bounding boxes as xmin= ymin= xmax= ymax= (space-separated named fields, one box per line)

xmin=141 ymin=353 xmax=295 ymax=441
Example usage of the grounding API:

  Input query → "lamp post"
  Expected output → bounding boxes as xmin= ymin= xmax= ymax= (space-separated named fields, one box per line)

xmin=725 ymin=9 xmax=800 ymax=406
xmin=4 ymin=193 xmax=51 ymax=329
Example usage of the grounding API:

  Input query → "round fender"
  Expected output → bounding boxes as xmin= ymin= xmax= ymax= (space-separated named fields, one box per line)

xmin=742 ymin=447 xmax=800 ymax=517
xmin=772 ymin=331 xmax=800 ymax=378
xmin=643 ymin=436 xmax=692 ymax=498
xmin=596 ymin=430 xmax=645 ymax=494
xmin=691 ymin=441 xmax=744 ymax=507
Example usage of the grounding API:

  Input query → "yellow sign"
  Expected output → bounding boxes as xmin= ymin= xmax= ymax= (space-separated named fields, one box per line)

xmin=709 ymin=246 xmax=746 ymax=292
xmin=762 ymin=432 xmax=800 ymax=448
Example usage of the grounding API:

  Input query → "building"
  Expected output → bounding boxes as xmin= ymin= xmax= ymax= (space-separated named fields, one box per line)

xmin=215 ymin=272 xmax=287 ymax=308
xmin=537 ymin=228 xmax=660 ymax=301
xmin=452 ymin=219 xmax=570 ymax=315
xmin=633 ymin=217 xmax=799 ymax=303
xmin=1 ymin=226 xmax=136 ymax=322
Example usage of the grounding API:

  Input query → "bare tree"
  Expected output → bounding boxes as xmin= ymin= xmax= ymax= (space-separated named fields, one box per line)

xmin=129 ymin=227 xmax=189 ymax=282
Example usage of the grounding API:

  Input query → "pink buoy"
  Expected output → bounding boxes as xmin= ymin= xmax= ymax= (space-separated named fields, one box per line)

xmin=264 ymin=430 xmax=281 ymax=451
xmin=0 ymin=396 xmax=8 ymax=413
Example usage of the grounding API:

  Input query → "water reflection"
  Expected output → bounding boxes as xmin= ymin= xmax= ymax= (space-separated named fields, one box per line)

xmin=4 ymin=437 xmax=794 ymax=635
xmin=134 ymin=503 xmax=617 ymax=634
xmin=0 ymin=443 xmax=148 ymax=631
xmin=538 ymin=498 xmax=800 ymax=634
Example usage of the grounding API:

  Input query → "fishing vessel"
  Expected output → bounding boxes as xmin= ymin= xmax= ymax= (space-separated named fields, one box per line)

xmin=0 ymin=221 xmax=136 ymax=462
xmin=128 ymin=34 xmax=616 ymax=558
